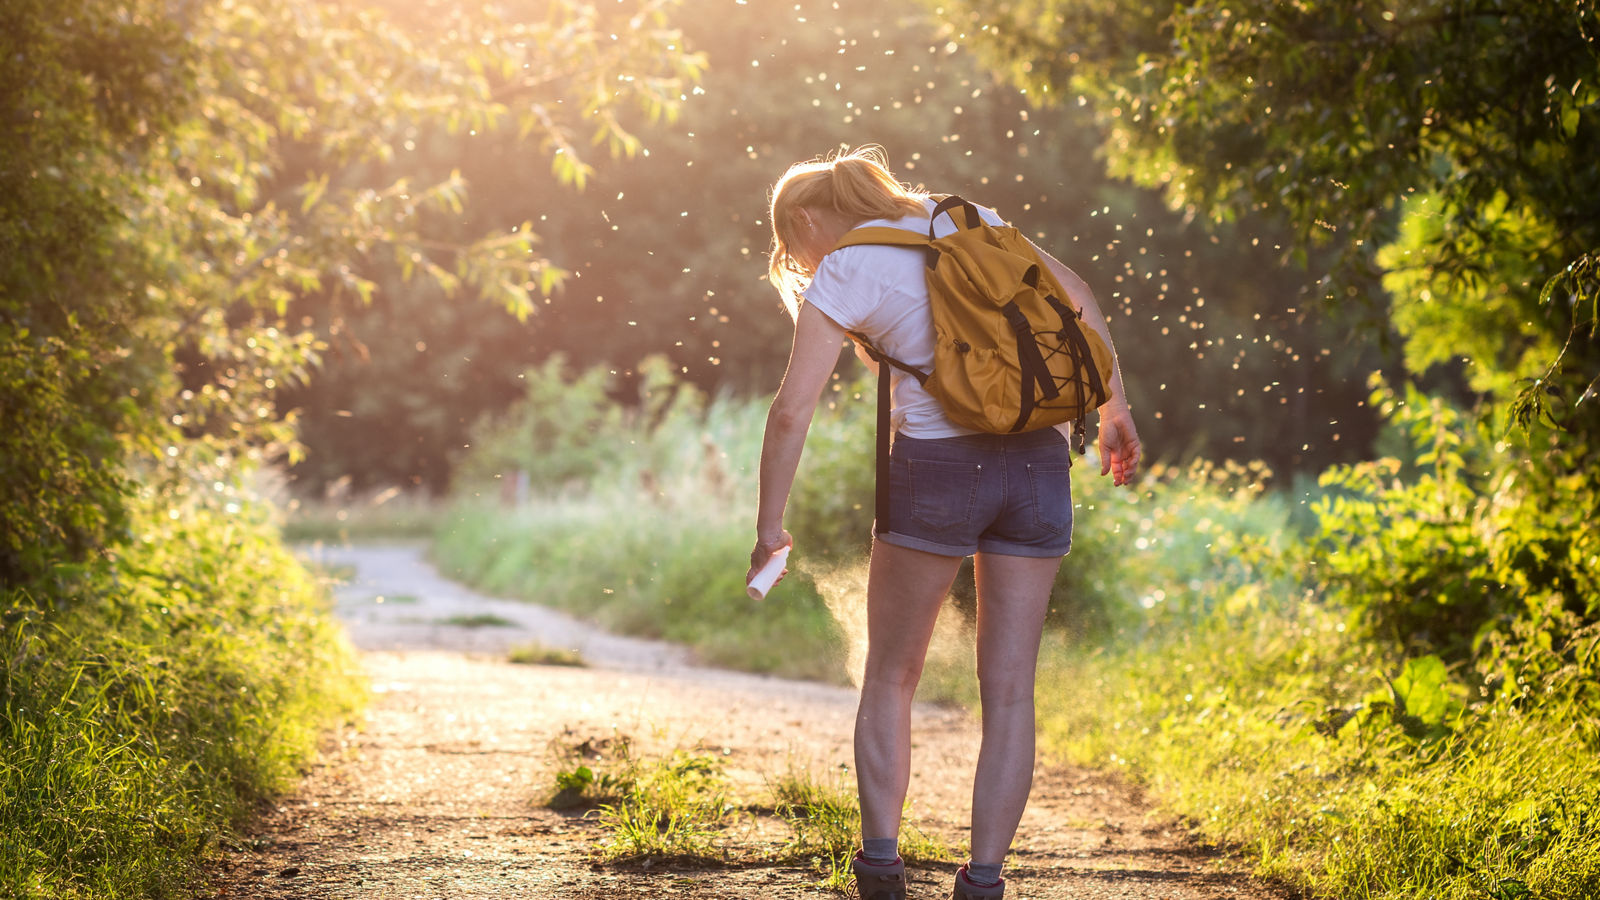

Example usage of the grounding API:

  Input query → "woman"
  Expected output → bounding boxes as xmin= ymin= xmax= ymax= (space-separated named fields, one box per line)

xmin=748 ymin=146 xmax=1141 ymax=900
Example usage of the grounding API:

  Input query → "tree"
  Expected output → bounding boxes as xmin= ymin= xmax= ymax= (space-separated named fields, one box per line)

xmin=0 ymin=0 xmax=187 ymax=590
xmin=933 ymin=0 xmax=1600 ymax=638
xmin=309 ymin=0 xmax=1384 ymax=495
xmin=934 ymin=0 xmax=1597 ymax=425
xmin=0 ymin=0 xmax=701 ymax=592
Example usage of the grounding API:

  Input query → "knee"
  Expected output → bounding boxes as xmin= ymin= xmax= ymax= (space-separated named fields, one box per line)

xmin=976 ymin=666 xmax=1036 ymax=709
xmin=862 ymin=654 xmax=925 ymax=700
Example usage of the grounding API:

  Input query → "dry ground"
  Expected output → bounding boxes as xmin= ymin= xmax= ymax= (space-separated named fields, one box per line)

xmin=210 ymin=544 xmax=1293 ymax=900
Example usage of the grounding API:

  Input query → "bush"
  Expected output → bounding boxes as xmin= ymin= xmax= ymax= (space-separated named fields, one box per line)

xmin=1312 ymin=376 xmax=1600 ymax=661
xmin=1036 ymin=587 xmax=1600 ymax=900
xmin=0 ymin=500 xmax=362 ymax=899
xmin=1029 ymin=376 xmax=1600 ymax=900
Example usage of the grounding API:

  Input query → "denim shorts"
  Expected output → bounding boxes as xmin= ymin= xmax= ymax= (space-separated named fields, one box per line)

xmin=874 ymin=429 xmax=1074 ymax=558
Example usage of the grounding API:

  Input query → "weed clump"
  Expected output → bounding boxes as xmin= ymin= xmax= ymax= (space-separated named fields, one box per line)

xmin=769 ymin=765 xmax=959 ymax=890
xmin=545 ymin=735 xmax=734 ymax=861
xmin=508 ymin=642 xmax=586 ymax=667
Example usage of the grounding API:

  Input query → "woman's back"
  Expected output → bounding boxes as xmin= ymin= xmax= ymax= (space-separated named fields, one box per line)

xmin=803 ymin=197 xmax=1007 ymax=439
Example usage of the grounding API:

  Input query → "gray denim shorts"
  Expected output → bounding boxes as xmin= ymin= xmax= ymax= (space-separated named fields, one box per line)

xmin=874 ymin=429 xmax=1074 ymax=559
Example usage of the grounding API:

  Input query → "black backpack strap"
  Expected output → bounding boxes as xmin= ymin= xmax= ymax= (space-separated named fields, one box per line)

xmin=848 ymin=333 xmax=930 ymax=534
xmin=1000 ymin=300 xmax=1059 ymax=433
xmin=930 ymin=194 xmax=982 ymax=233
xmin=873 ymin=358 xmax=892 ymax=532
xmin=1038 ymin=289 xmax=1107 ymax=454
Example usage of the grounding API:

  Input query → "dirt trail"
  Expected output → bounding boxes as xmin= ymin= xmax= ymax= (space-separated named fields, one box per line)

xmin=212 ymin=543 xmax=1289 ymax=900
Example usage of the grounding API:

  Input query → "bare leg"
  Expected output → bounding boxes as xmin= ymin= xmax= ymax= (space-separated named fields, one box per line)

xmin=968 ymin=551 xmax=1062 ymax=865
xmin=855 ymin=539 xmax=964 ymax=843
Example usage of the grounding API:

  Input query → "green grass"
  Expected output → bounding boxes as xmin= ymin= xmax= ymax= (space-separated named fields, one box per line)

xmin=437 ymin=612 xmax=517 ymax=628
xmin=0 ymin=500 xmax=362 ymax=899
xmin=768 ymin=765 xmax=960 ymax=890
xmin=544 ymin=737 xmax=736 ymax=861
xmin=281 ymin=488 xmax=443 ymax=543
xmin=1036 ymin=606 xmax=1600 ymax=900
xmin=594 ymin=750 xmax=736 ymax=862
xmin=433 ymin=361 xmax=877 ymax=682
xmin=546 ymin=743 xmax=959 ymax=884
xmin=435 ymin=490 xmax=850 ymax=680
xmin=508 ymin=642 xmax=586 ymax=667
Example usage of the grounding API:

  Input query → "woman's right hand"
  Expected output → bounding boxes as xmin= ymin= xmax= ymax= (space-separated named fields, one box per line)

xmin=748 ymin=530 xmax=794 ymax=585
xmin=1097 ymin=403 xmax=1142 ymax=487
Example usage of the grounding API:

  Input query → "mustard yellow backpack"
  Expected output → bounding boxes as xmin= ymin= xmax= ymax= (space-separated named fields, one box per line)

xmin=830 ymin=195 xmax=1115 ymax=451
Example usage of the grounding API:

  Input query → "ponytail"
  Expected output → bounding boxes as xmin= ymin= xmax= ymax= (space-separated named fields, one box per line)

xmin=767 ymin=145 xmax=927 ymax=316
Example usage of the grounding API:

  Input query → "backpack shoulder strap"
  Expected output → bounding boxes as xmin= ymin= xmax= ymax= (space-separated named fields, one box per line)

xmin=830 ymin=227 xmax=939 ymax=270
xmin=829 ymin=226 xmax=930 ymax=251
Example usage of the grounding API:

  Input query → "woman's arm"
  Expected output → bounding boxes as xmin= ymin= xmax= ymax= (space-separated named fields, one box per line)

xmin=1031 ymin=240 xmax=1143 ymax=486
xmin=750 ymin=302 xmax=849 ymax=579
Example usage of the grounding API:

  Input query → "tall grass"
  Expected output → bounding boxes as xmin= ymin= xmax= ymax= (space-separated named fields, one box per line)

xmin=281 ymin=490 xmax=442 ymax=543
xmin=1038 ymin=602 xmax=1600 ymax=900
xmin=434 ymin=356 xmax=863 ymax=680
xmin=0 ymin=498 xmax=362 ymax=899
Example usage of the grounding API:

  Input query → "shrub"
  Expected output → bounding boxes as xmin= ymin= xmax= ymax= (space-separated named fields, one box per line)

xmin=0 ymin=500 xmax=362 ymax=899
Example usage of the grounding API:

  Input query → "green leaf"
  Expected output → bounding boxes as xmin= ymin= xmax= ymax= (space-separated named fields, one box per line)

xmin=299 ymin=173 xmax=329 ymax=214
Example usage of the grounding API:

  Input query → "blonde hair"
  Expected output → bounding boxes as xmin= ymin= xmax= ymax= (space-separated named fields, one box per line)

xmin=767 ymin=145 xmax=927 ymax=316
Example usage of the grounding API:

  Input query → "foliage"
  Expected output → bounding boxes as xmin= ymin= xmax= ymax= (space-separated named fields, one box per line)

xmin=1313 ymin=377 xmax=1498 ymax=653
xmin=780 ymin=370 xmax=880 ymax=562
xmin=289 ymin=0 xmax=1392 ymax=497
xmin=0 ymin=501 xmax=361 ymax=899
xmin=550 ymin=739 xmax=735 ymax=862
xmin=937 ymin=0 xmax=1600 ymax=649
xmin=1517 ymin=248 xmax=1600 ymax=434
xmin=2 ymin=0 xmax=699 ymax=892
xmin=1034 ymin=586 xmax=1600 ymax=900
xmin=1 ymin=0 xmax=702 ymax=592
xmin=455 ymin=355 xmax=648 ymax=492
xmin=0 ymin=0 xmax=182 ymax=588
xmin=1314 ymin=376 xmax=1600 ymax=658
xmin=937 ymin=0 xmax=1598 ymax=280
xmin=280 ymin=489 xmax=443 ymax=543
xmin=435 ymin=358 xmax=847 ymax=680
xmin=507 ymin=641 xmax=586 ymax=668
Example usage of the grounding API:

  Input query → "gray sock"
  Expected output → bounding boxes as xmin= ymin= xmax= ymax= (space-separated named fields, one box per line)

xmin=965 ymin=861 xmax=1003 ymax=886
xmin=861 ymin=837 xmax=899 ymax=865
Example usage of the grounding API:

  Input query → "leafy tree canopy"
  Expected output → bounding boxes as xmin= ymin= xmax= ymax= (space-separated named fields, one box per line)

xmin=934 ymin=0 xmax=1597 ymax=431
xmin=288 ymin=0 xmax=1395 ymax=496
xmin=1 ymin=0 xmax=701 ymax=591
xmin=931 ymin=0 xmax=1600 ymax=642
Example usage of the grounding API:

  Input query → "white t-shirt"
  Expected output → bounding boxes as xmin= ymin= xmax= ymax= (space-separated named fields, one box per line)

xmin=802 ymin=197 xmax=1008 ymax=438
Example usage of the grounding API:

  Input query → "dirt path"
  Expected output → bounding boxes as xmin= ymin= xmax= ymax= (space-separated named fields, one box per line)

xmin=211 ymin=543 xmax=1290 ymax=900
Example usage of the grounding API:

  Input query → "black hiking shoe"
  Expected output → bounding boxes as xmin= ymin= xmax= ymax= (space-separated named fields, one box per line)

xmin=950 ymin=864 xmax=1005 ymax=899
xmin=849 ymin=850 xmax=907 ymax=900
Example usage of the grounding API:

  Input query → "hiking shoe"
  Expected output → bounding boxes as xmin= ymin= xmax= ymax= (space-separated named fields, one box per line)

xmin=950 ymin=864 xmax=1005 ymax=899
xmin=850 ymin=850 xmax=907 ymax=900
